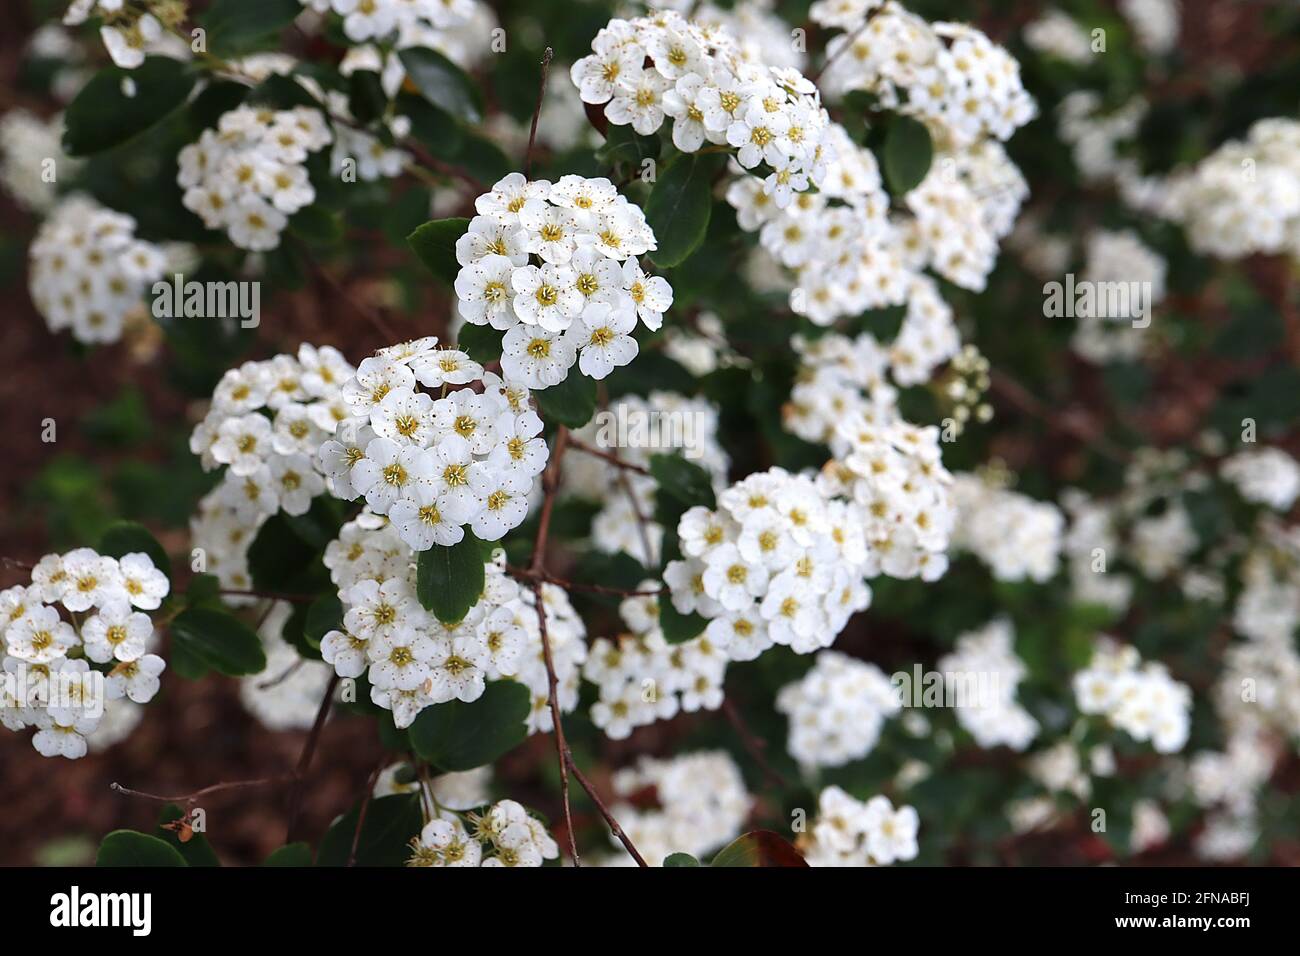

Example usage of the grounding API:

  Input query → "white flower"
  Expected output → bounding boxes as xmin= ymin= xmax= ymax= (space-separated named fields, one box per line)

xmin=572 ymin=300 xmax=639 ymax=379
xmin=606 ymin=68 xmax=672 ymax=135
xmin=5 ymin=605 xmax=76 ymax=663
xmin=106 ymin=654 xmax=166 ymax=703
xmin=117 ymin=553 xmax=169 ymax=611
xmin=351 ymin=437 xmax=432 ymax=513
xmin=501 ymin=324 xmax=577 ymax=389
xmin=81 ymin=602 xmax=153 ymax=663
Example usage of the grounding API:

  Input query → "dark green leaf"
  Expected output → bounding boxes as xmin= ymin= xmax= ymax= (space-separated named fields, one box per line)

xmin=170 ymin=607 xmax=267 ymax=677
xmin=407 ymin=217 xmax=469 ymax=284
xmin=202 ymin=0 xmax=303 ymax=57
xmin=98 ymin=520 xmax=171 ymax=582
xmin=96 ymin=830 xmax=188 ymax=867
xmin=303 ymin=594 xmax=344 ymax=649
xmin=664 ymin=852 xmax=701 ymax=867
xmin=64 ymin=57 xmax=198 ymax=156
xmin=882 ymin=116 xmax=933 ymax=195
xmin=416 ymin=534 xmax=486 ymax=623
xmin=263 ymin=842 xmax=313 ymax=866
xmin=398 ymin=47 xmax=483 ymax=123
xmin=659 ymin=600 xmax=706 ymax=645
xmin=644 ymin=153 xmax=725 ymax=268
xmin=317 ymin=794 xmax=422 ymax=867
xmin=457 ymin=323 xmax=504 ymax=362
xmin=535 ymin=373 xmax=597 ymax=428
xmin=408 ymin=680 xmax=530 ymax=771
xmin=650 ymin=453 xmax=717 ymax=510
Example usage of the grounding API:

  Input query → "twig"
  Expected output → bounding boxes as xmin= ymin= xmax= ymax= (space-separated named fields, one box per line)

xmin=111 ymin=776 xmax=287 ymax=809
xmin=989 ymin=371 xmax=1130 ymax=464
xmin=531 ymin=580 xmax=581 ymax=865
xmin=812 ymin=11 xmax=880 ymax=84
xmin=721 ymin=697 xmax=791 ymax=790
xmin=349 ymin=758 xmax=387 ymax=867
xmin=285 ymin=673 xmax=341 ymax=842
xmin=565 ymin=436 xmax=653 ymax=475
xmin=506 ymin=565 xmax=663 ymax=598
xmin=525 ymin=48 xmax=554 ymax=180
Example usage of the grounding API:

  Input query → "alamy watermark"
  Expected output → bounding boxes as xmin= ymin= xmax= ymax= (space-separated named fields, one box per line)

xmin=151 ymin=273 xmax=260 ymax=328
xmin=593 ymin=404 xmax=709 ymax=460
xmin=1042 ymin=273 xmax=1152 ymax=328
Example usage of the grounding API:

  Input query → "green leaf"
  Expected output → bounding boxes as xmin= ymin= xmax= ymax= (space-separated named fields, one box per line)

xmin=416 ymin=535 xmax=486 ymax=624
xmin=398 ymin=47 xmax=483 ymax=123
xmin=63 ymin=57 xmax=198 ymax=156
xmin=644 ymin=153 xmax=725 ymax=268
xmin=96 ymin=830 xmax=188 ymax=867
xmin=664 ymin=852 xmax=701 ymax=867
xmin=98 ymin=520 xmax=171 ymax=582
xmin=263 ymin=842 xmax=313 ymax=866
xmin=595 ymin=123 xmax=661 ymax=168
xmin=659 ymin=599 xmax=706 ymax=645
xmin=882 ymin=116 xmax=933 ymax=195
xmin=650 ymin=453 xmax=717 ymax=510
xmin=457 ymin=323 xmax=504 ymax=363
xmin=202 ymin=0 xmax=303 ymax=57
xmin=303 ymin=594 xmax=343 ymax=649
xmin=407 ymin=217 xmax=470 ymax=285
xmin=710 ymin=831 xmax=808 ymax=867
xmin=170 ymin=607 xmax=267 ymax=677
xmin=408 ymin=680 xmax=530 ymax=771
xmin=316 ymin=794 xmax=422 ymax=867
xmin=535 ymin=373 xmax=597 ymax=428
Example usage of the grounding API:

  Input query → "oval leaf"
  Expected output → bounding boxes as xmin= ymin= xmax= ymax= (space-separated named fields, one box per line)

xmin=407 ymin=217 xmax=470 ymax=285
xmin=645 ymin=153 xmax=725 ymax=268
xmin=416 ymin=534 xmax=486 ymax=623
xmin=408 ymin=679 xmax=530 ymax=771
xmin=96 ymin=830 xmax=188 ymax=867
xmin=170 ymin=607 xmax=267 ymax=677
xmin=534 ymin=372 xmax=597 ymax=427
xmin=316 ymin=794 xmax=422 ymax=867
xmin=98 ymin=520 xmax=171 ymax=582
xmin=398 ymin=47 xmax=483 ymax=123
xmin=202 ymin=0 xmax=303 ymax=58
xmin=882 ymin=116 xmax=933 ymax=195
xmin=64 ymin=57 xmax=199 ymax=157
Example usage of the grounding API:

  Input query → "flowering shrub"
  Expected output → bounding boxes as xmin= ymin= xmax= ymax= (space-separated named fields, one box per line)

xmin=2 ymin=0 xmax=1300 ymax=873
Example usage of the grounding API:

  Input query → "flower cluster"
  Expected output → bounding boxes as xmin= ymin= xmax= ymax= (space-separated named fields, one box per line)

xmin=1161 ymin=118 xmax=1300 ymax=263
xmin=816 ymin=1 xmax=1035 ymax=146
xmin=408 ymin=799 xmax=558 ymax=867
xmin=572 ymin=10 xmax=829 ymax=198
xmin=300 ymin=0 xmax=491 ymax=53
xmin=63 ymin=0 xmax=186 ymax=70
xmin=816 ymin=420 xmax=955 ymax=581
xmin=798 ymin=787 xmax=920 ymax=867
xmin=29 ymin=195 xmax=173 ymax=344
xmin=317 ymin=337 xmax=546 ymax=549
xmin=1073 ymin=639 xmax=1191 ymax=753
xmin=565 ymin=391 xmax=729 ymax=565
xmin=584 ymin=586 xmax=730 ymax=739
xmin=665 ymin=468 xmax=876 ymax=655
xmin=1 ymin=548 xmax=168 ymax=759
xmin=604 ymin=751 xmax=752 ymax=866
xmin=1221 ymin=447 xmax=1300 ymax=512
xmin=189 ymin=346 xmax=354 ymax=571
xmin=1023 ymin=9 xmax=1095 ymax=66
xmin=0 ymin=109 xmax=78 ymax=213
xmin=937 ymin=618 xmax=1038 ymax=750
xmin=322 ymin=518 xmax=586 ymax=732
xmin=1071 ymin=229 xmax=1167 ymax=364
xmin=455 ymin=173 xmax=667 ymax=388
xmin=179 ymin=105 xmax=333 ymax=251
xmin=950 ymin=470 xmax=1064 ymax=583
xmin=776 ymin=651 xmax=901 ymax=768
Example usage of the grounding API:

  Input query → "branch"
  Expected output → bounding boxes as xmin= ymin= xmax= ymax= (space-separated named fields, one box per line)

xmin=565 ymin=436 xmax=652 ymax=475
xmin=525 ymin=48 xmax=555 ymax=180
xmin=721 ymin=697 xmax=791 ymax=790
xmin=111 ymin=777 xmax=287 ymax=809
xmin=507 ymin=565 xmax=663 ymax=598
xmin=285 ymin=673 xmax=341 ymax=842
xmin=348 ymin=758 xmax=387 ymax=867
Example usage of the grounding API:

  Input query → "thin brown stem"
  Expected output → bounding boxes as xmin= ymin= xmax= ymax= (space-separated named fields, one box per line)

xmin=525 ymin=48 xmax=554 ymax=180
xmin=285 ymin=673 xmax=341 ymax=842
xmin=348 ymin=758 xmax=387 ymax=867
xmin=565 ymin=436 xmax=653 ymax=475
xmin=721 ymin=697 xmax=791 ymax=790
xmin=111 ymin=776 xmax=287 ymax=809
